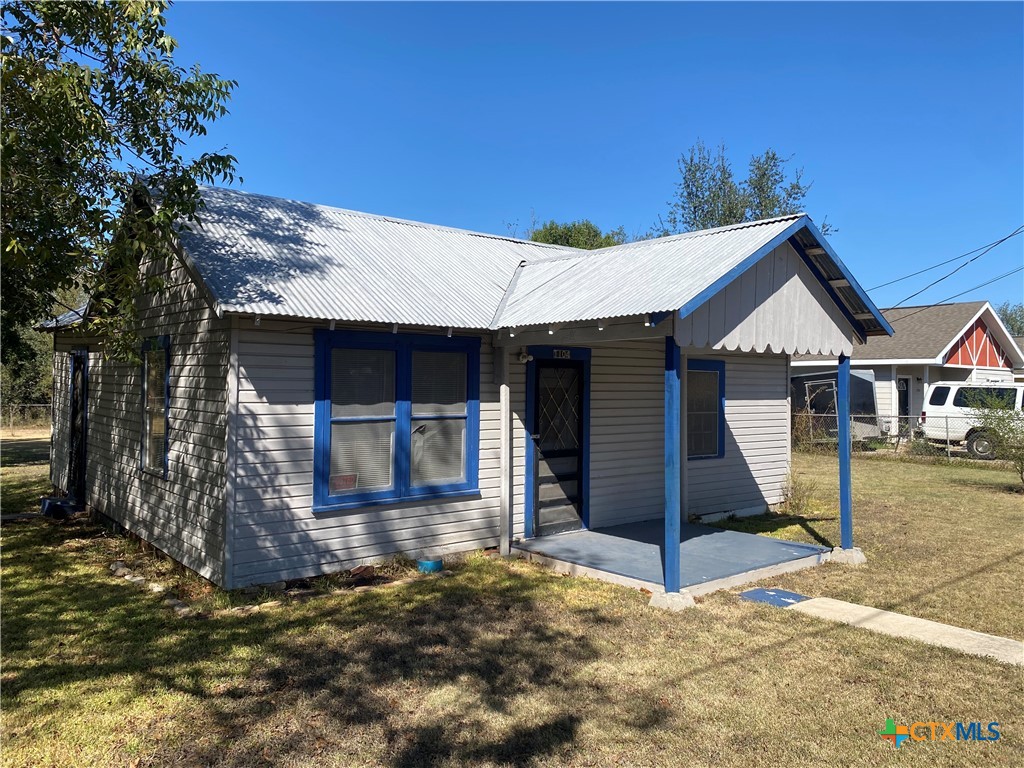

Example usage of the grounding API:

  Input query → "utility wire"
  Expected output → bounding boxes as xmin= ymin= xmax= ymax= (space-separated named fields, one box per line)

xmin=889 ymin=266 xmax=1024 ymax=324
xmin=888 ymin=224 xmax=1024 ymax=308
xmin=868 ymin=226 xmax=1024 ymax=291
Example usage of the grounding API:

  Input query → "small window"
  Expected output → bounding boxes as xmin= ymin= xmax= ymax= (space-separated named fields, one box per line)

xmin=314 ymin=331 xmax=480 ymax=511
xmin=141 ymin=336 xmax=170 ymax=476
xmin=928 ymin=386 xmax=950 ymax=407
xmin=953 ymin=387 xmax=1016 ymax=409
xmin=687 ymin=360 xmax=725 ymax=459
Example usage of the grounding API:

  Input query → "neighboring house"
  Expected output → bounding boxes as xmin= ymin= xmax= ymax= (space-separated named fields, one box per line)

xmin=1014 ymin=336 xmax=1024 ymax=383
xmin=792 ymin=302 xmax=1024 ymax=433
xmin=45 ymin=188 xmax=890 ymax=594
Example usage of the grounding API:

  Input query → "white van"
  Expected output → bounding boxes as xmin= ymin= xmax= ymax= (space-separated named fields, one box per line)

xmin=920 ymin=381 xmax=1024 ymax=459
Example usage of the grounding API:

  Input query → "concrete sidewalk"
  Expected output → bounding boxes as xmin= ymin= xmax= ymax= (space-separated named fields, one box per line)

xmin=789 ymin=597 xmax=1023 ymax=666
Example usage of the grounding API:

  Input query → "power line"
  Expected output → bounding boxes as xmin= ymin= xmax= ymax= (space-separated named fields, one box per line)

xmin=868 ymin=226 xmax=1024 ymax=291
xmin=889 ymin=266 xmax=1024 ymax=324
xmin=889 ymin=224 xmax=1024 ymax=308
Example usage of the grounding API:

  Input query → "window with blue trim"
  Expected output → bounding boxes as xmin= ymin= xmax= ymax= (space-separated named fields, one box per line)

xmin=141 ymin=336 xmax=170 ymax=476
xmin=314 ymin=330 xmax=480 ymax=511
xmin=687 ymin=359 xmax=725 ymax=459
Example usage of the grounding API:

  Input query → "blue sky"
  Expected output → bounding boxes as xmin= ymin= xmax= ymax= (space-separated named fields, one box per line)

xmin=167 ymin=1 xmax=1024 ymax=308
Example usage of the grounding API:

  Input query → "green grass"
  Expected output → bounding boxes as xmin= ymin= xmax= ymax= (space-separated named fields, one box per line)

xmin=2 ymin=440 xmax=1022 ymax=767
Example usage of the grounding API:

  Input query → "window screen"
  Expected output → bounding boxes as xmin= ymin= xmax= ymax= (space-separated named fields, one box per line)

xmin=688 ymin=369 xmax=720 ymax=458
xmin=411 ymin=351 xmax=468 ymax=485
xmin=328 ymin=349 xmax=396 ymax=492
xmin=142 ymin=340 xmax=169 ymax=474
xmin=928 ymin=386 xmax=950 ymax=406
xmin=314 ymin=333 xmax=480 ymax=509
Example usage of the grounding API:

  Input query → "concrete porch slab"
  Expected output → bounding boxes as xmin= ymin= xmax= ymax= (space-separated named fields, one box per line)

xmin=513 ymin=520 xmax=830 ymax=597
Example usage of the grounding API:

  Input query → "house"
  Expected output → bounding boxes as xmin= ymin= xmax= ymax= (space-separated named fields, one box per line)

xmin=45 ymin=187 xmax=891 ymax=600
xmin=1014 ymin=336 xmax=1024 ymax=383
xmin=792 ymin=301 xmax=1024 ymax=433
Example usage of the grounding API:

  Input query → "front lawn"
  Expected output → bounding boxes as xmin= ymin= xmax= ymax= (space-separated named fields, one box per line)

xmin=713 ymin=452 xmax=1024 ymax=639
xmin=1 ymin=440 xmax=1021 ymax=767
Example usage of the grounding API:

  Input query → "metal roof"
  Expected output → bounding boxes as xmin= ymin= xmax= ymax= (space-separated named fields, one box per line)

xmin=37 ymin=305 xmax=87 ymax=330
xmin=493 ymin=214 xmax=892 ymax=339
xmin=173 ymin=189 xmax=889 ymax=340
xmin=177 ymin=187 xmax=576 ymax=328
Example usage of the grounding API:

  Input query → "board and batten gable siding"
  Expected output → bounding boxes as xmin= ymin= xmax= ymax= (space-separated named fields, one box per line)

xmin=675 ymin=241 xmax=855 ymax=357
xmin=51 ymin=255 xmax=230 ymax=584
xmin=50 ymin=349 xmax=72 ymax=492
xmin=229 ymin=321 xmax=504 ymax=587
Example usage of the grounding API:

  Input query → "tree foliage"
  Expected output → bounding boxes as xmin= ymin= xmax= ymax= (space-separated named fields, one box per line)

xmin=1 ymin=0 xmax=238 ymax=360
xmin=653 ymin=139 xmax=830 ymax=237
xmin=995 ymin=301 xmax=1024 ymax=336
xmin=529 ymin=219 xmax=626 ymax=250
xmin=967 ymin=390 xmax=1024 ymax=486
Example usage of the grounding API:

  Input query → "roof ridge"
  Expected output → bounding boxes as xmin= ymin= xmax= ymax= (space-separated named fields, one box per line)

xmin=197 ymin=185 xmax=582 ymax=254
xmin=881 ymin=300 xmax=986 ymax=312
xmin=522 ymin=213 xmax=808 ymax=267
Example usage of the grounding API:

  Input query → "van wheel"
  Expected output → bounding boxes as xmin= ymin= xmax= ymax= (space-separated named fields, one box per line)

xmin=966 ymin=432 xmax=996 ymax=460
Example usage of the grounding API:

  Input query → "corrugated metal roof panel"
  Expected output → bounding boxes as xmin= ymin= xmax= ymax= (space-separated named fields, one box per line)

xmin=493 ymin=215 xmax=803 ymax=328
xmin=178 ymin=187 xmax=577 ymax=329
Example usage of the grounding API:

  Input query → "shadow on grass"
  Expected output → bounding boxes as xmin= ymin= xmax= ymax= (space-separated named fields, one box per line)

xmin=0 ymin=436 xmax=50 ymax=467
xmin=948 ymin=476 xmax=1024 ymax=495
xmin=708 ymin=513 xmax=836 ymax=549
xmin=0 ymin=518 xmax=617 ymax=766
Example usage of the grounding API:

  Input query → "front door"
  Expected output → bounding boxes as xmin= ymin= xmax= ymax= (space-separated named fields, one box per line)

xmin=69 ymin=350 xmax=88 ymax=504
xmin=532 ymin=360 xmax=585 ymax=536
xmin=897 ymin=377 xmax=910 ymax=418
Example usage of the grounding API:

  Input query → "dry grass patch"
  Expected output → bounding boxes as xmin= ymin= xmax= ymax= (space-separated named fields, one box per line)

xmin=712 ymin=452 xmax=1024 ymax=639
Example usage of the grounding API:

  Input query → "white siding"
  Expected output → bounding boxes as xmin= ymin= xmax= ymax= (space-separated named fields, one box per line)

xmin=687 ymin=354 xmax=790 ymax=515
xmin=675 ymin=241 xmax=855 ymax=357
xmin=873 ymin=365 xmax=894 ymax=421
xmin=510 ymin=343 xmax=791 ymax=532
xmin=588 ymin=340 xmax=664 ymax=527
xmin=52 ymin=257 xmax=229 ymax=584
xmin=229 ymin=326 xmax=504 ymax=587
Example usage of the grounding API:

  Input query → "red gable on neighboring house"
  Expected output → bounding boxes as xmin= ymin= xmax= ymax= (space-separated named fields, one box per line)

xmin=944 ymin=318 xmax=1011 ymax=369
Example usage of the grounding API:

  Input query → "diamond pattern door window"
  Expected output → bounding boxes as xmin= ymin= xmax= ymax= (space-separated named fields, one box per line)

xmin=538 ymin=366 xmax=580 ymax=452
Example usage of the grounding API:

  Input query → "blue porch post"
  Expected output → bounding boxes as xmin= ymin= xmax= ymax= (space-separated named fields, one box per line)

xmin=837 ymin=353 xmax=854 ymax=549
xmin=664 ymin=336 xmax=682 ymax=593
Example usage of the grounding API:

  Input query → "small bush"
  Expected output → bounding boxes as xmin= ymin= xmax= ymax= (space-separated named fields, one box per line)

xmin=781 ymin=471 xmax=819 ymax=517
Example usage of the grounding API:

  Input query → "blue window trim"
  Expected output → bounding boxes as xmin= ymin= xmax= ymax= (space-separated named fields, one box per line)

xmin=687 ymin=358 xmax=725 ymax=461
xmin=313 ymin=330 xmax=481 ymax=513
xmin=140 ymin=335 xmax=171 ymax=479
xmin=523 ymin=345 xmax=591 ymax=539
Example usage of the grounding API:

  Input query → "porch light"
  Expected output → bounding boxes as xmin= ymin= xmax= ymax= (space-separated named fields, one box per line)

xmin=548 ymin=326 xmax=555 ymax=335
xmin=644 ymin=314 xmax=652 ymax=327
xmin=446 ymin=327 xmax=453 ymax=338
xmin=392 ymin=323 xmax=399 ymax=334
xmin=597 ymin=320 xmax=605 ymax=331
xmin=509 ymin=327 xmax=516 ymax=338
xmin=329 ymin=320 xmax=336 ymax=331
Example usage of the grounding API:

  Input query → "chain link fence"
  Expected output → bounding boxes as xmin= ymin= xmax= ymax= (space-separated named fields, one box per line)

xmin=792 ymin=413 xmax=1005 ymax=460
xmin=1 ymin=404 xmax=52 ymax=435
